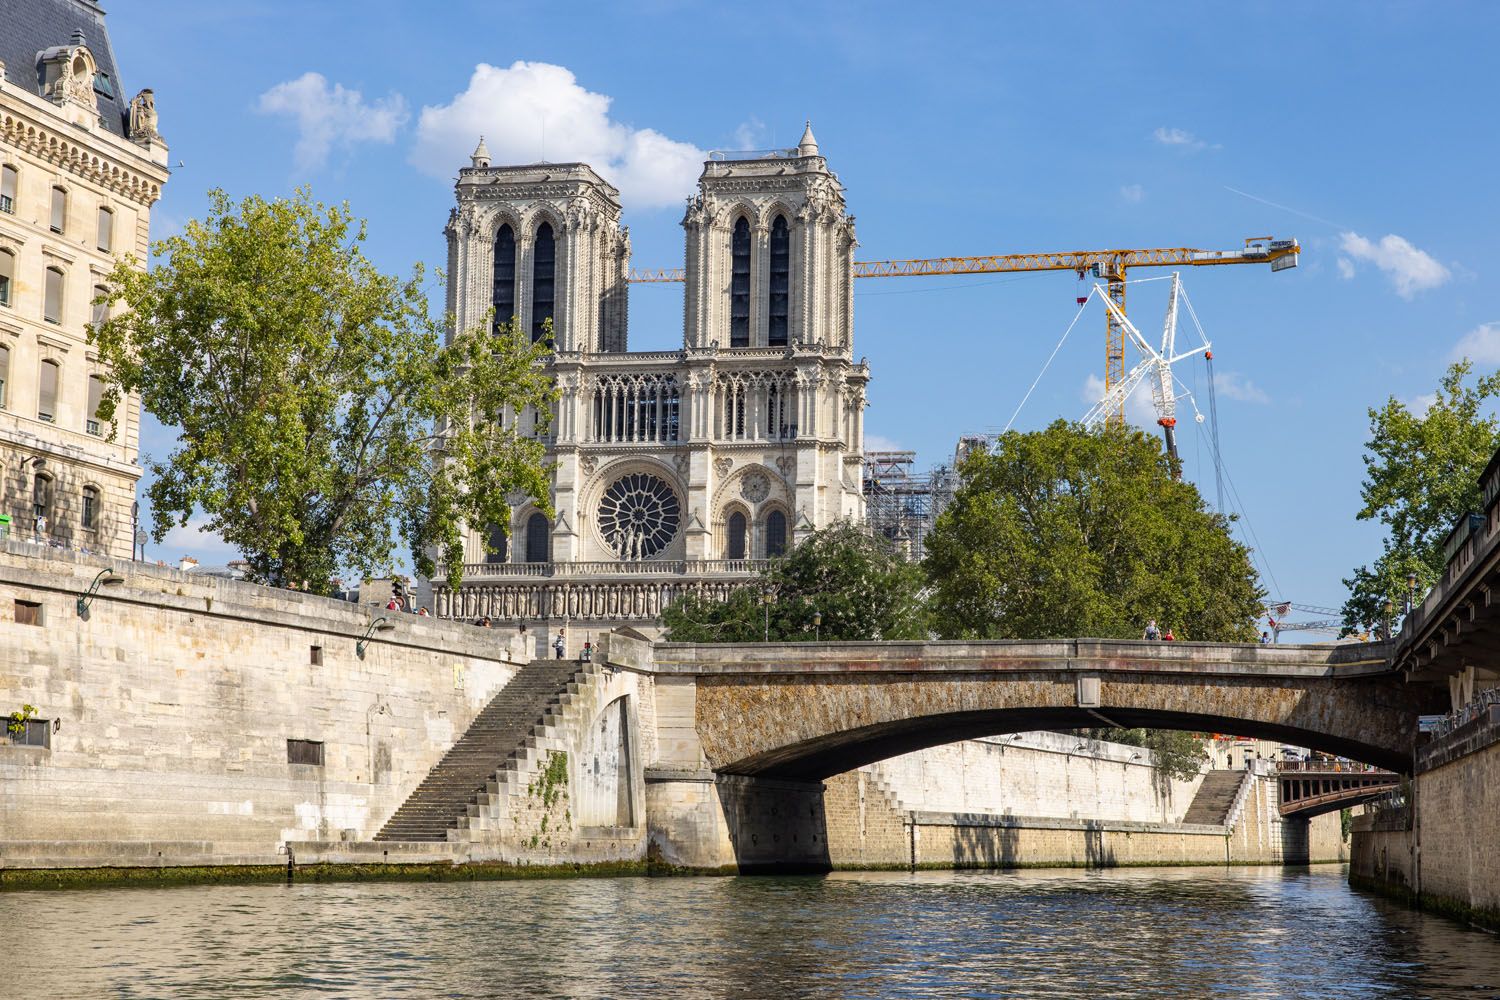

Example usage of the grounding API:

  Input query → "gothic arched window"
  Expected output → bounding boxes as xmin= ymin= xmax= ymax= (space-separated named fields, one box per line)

xmin=768 ymin=215 xmax=789 ymax=346
xmin=531 ymin=222 xmax=555 ymax=344
xmin=730 ymin=217 xmax=750 ymax=348
xmin=485 ymin=522 xmax=509 ymax=564
xmin=764 ymin=510 xmax=788 ymax=557
xmin=727 ymin=511 xmax=747 ymax=560
xmin=492 ymin=224 xmax=516 ymax=333
xmin=525 ymin=512 xmax=550 ymax=563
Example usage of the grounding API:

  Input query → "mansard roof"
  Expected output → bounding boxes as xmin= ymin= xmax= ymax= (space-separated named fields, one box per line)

xmin=0 ymin=0 xmax=130 ymax=137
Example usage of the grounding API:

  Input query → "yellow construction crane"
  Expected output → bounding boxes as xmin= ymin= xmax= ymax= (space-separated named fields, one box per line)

xmin=629 ymin=237 xmax=1300 ymax=408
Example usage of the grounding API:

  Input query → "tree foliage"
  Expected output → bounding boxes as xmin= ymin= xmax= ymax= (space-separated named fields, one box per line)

xmin=90 ymin=188 xmax=552 ymax=592
xmin=1341 ymin=360 xmax=1500 ymax=634
xmin=1079 ymin=727 xmax=1207 ymax=783
xmin=661 ymin=522 xmax=928 ymax=642
xmin=923 ymin=420 xmax=1265 ymax=642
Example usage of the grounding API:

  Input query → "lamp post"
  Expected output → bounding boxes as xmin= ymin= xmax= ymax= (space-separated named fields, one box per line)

xmin=761 ymin=589 xmax=774 ymax=643
xmin=812 ymin=611 xmax=822 ymax=643
xmin=356 ymin=616 xmax=396 ymax=658
xmin=1405 ymin=571 xmax=1417 ymax=617
xmin=76 ymin=568 xmax=124 ymax=617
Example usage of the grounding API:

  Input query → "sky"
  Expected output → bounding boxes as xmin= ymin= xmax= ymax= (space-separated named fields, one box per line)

xmin=109 ymin=1 xmax=1500 ymax=623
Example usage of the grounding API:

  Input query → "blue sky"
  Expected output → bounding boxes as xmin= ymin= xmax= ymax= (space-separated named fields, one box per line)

xmin=112 ymin=1 xmax=1499 ymax=619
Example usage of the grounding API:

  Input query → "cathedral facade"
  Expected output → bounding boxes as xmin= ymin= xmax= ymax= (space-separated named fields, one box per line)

xmin=430 ymin=124 xmax=868 ymax=637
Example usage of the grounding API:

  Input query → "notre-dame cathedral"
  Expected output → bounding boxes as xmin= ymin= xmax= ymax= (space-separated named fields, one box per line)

xmin=429 ymin=124 xmax=869 ymax=637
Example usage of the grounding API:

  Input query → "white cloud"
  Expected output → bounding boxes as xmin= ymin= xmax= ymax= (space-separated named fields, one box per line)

xmin=1153 ymin=126 xmax=1216 ymax=151
xmin=1120 ymin=184 xmax=1144 ymax=204
xmin=158 ymin=514 xmax=241 ymax=566
xmin=1402 ymin=392 xmax=1438 ymax=416
xmin=257 ymin=72 xmax=408 ymax=170
xmin=1212 ymin=371 xmax=1269 ymax=404
xmin=733 ymin=116 xmax=766 ymax=150
xmin=1450 ymin=322 xmax=1500 ymax=365
xmin=1338 ymin=231 xmax=1450 ymax=298
xmin=1336 ymin=257 xmax=1356 ymax=280
xmin=864 ymin=433 xmax=905 ymax=453
xmin=1083 ymin=373 xmax=1158 ymax=429
xmin=411 ymin=61 xmax=705 ymax=209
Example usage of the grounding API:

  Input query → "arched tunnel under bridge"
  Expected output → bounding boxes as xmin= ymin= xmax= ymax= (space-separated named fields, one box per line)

xmin=603 ymin=636 xmax=1441 ymax=873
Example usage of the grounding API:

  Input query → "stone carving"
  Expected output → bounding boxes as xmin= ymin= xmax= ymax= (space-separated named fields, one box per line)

xmin=129 ymin=89 xmax=159 ymax=141
xmin=673 ymin=453 xmax=690 ymax=476
xmin=741 ymin=471 xmax=770 ymax=503
xmin=776 ymin=456 xmax=796 ymax=479
xmin=714 ymin=456 xmax=732 ymax=478
xmin=580 ymin=454 xmax=598 ymax=477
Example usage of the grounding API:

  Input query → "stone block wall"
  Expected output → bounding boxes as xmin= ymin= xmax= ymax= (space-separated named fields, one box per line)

xmin=0 ymin=546 xmax=529 ymax=867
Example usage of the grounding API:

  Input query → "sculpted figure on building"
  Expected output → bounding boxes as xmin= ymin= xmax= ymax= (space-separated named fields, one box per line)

xmin=434 ymin=123 xmax=869 ymax=632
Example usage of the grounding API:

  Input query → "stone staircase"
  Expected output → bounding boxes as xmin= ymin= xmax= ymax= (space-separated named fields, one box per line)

xmin=375 ymin=657 xmax=587 ymax=843
xmin=1182 ymin=769 xmax=1251 ymax=826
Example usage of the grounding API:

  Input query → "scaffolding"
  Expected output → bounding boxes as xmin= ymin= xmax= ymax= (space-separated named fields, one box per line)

xmin=863 ymin=449 xmax=965 ymax=561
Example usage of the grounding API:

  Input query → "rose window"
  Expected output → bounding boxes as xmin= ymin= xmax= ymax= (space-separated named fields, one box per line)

xmin=598 ymin=473 xmax=681 ymax=560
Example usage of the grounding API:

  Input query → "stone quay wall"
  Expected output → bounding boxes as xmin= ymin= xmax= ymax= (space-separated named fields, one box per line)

xmin=1351 ymin=717 xmax=1500 ymax=930
xmin=0 ymin=545 xmax=529 ymax=869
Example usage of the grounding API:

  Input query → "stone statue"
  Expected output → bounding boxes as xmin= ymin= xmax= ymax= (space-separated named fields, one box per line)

xmin=129 ymin=89 xmax=159 ymax=142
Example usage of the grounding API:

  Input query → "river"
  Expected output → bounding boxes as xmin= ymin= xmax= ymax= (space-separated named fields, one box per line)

xmin=4 ymin=866 xmax=1499 ymax=998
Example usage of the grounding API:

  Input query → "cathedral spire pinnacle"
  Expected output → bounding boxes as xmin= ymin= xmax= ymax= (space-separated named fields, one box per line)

xmin=797 ymin=120 xmax=819 ymax=157
xmin=471 ymin=135 xmax=492 ymax=169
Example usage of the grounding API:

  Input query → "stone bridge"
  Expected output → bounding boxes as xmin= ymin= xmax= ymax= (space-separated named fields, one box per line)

xmin=598 ymin=635 xmax=1441 ymax=871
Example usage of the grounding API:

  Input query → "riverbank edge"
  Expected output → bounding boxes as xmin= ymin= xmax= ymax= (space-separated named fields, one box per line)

xmin=1 ymin=855 xmax=1347 ymax=891
xmin=1349 ymin=872 xmax=1500 ymax=934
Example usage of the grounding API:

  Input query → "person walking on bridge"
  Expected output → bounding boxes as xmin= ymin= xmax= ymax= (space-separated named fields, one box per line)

xmin=1143 ymin=619 xmax=1161 ymax=641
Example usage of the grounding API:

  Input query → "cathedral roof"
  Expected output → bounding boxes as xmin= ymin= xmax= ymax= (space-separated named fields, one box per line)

xmin=471 ymin=135 xmax=491 ymax=165
xmin=0 ymin=0 xmax=130 ymax=137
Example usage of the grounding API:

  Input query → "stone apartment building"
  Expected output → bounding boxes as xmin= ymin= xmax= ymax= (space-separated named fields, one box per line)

xmin=0 ymin=0 xmax=169 ymax=558
xmin=432 ymin=124 xmax=869 ymax=635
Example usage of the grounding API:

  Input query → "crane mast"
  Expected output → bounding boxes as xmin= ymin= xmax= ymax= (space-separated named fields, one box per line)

xmin=629 ymin=238 xmax=1299 ymax=420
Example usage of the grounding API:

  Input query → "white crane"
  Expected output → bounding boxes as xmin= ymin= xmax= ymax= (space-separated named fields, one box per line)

xmin=1081 ymin=272 xmax=1210 ymax=465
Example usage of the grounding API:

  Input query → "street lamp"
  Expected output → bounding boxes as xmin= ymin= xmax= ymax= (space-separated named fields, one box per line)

xmin=1405 ymin=572 xmax=1418 ymax=617
xmin=812 ymin=611 xmax=822 ymax=643
xmin=76 ymin=568 xmax=124 ymax=616
xmin=356 ymin=616 xmax=396 ymax=658
xmin=761 ymin=589 xmax=774 ymax=643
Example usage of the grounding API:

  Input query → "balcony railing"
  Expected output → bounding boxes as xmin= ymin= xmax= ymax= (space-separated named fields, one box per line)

xmin=452 ymin=558 xmax=770 ymax=580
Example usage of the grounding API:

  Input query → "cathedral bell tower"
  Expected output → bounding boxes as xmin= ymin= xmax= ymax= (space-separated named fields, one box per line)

xmin=682 ymin=122 xmax=856 ymax=353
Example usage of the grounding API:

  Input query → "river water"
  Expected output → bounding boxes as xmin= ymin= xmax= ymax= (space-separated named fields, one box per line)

xmin=4 ymin=866 xmax=1499 ymax=998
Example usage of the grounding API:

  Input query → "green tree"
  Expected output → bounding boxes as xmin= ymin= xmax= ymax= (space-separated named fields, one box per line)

xmin=1078 ymin=728 xmax=1207 ymax=783
xmin=1341 ymin=360 xmax=1500 ymax=634
xmin=90 ymin=188 xmax=552 ymax=592
xmin=923 ymin=420 xmax=1265 ymax=642
xmin=661 ymin=521 xmax=928 ymax=642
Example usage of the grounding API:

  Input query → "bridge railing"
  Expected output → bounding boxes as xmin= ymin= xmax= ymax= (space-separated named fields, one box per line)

xmin=1275 ymin=760 xmax=1385 ymax=774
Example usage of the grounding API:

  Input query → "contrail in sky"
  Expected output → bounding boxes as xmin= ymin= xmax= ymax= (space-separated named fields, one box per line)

xmin=1223 ymin=186 xmax=1348 ymax=231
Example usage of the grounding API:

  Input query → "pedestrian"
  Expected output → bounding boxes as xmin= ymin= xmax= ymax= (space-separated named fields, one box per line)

xmin=581 ymin=640 xmax=593 ymax=663
xmin=1162 ymin=628 xmax=1176 ymax=642
xmin=1260 ymin=630 xmax=1271 ymax=644
xmin=386 ymin=596 xmax=400 ymax=611
xmin=417 ymin=607 xmax=431 ymax=617
xmin=1142 ymin=619 xmax=1160 ymax=641
xmin=553 ymin=630 xmax=566 ymax=660
xmin=479 ymin=616 xmax=492 ymax=628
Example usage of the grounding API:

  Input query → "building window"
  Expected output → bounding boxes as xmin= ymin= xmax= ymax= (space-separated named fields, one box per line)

xmin=531 ymin=222 xmax=555 ymax=344
xmin=727 ymin=511 xmax=747 ymax=560
xmin=765 ymin=510 xmax=788 ymax=557
xmin=0 ymin=344 xmax=8 ymax=408
xmin=485 ymin=522 xmax=509 ymax=564
xmin=81 ymin=485 xmax=99 ymax=530
xmin=50 ymin=187 xmax=66 ymax=234
xmin=14 ymin=599 xmax=43 ymax=626
xmin=38 ymin=359 xmax=59 ymax=423
xmin=310 ymin=645 xmax=323 ymax=666
xmin=32 ymin=473 xmax=52 ymax=531
xmin=38 ymin=359 xmax=59 ymax=422
xmin=769 ymin=215 xmax=789 ymax=346
xmin=86 ymin=374 xmax=105 ymax=435
xmin=97 ymin=206 xmax=113 ymax=253
xmin=0 ymin=249 xmax=14 ymax=307
xmin=492 ymin=223 xmax=516 ymax=333
xmin=8 ymin=717 xmax=50 ymax=748
xmin=287 ymin=738 xmax=324 ymax=766
xmin=0 ymin=165 xmax=16 ymax=214
xmin=91 ymin=285 xmax=109 ymax=327
xmin=525 ymin=512 xmax=549 ymax=563
xmin=730 ymin=217 xmax=751 ymax=348
xmin=43 ymin=268 xmax=64 ymax=324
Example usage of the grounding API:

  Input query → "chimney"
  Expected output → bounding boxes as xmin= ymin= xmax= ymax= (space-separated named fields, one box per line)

xmin=179 ymin=556 xmax=199 ymax=572
xmin=71 ymin=29 xmax=86 ymax=47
